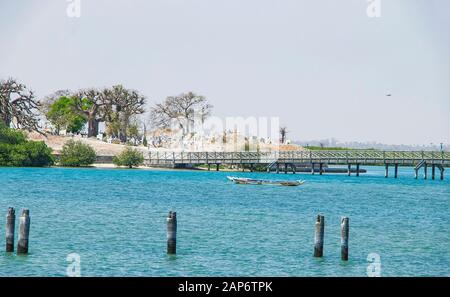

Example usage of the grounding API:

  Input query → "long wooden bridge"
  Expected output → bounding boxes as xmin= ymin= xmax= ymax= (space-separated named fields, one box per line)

xmin=147 ymin=150 xmax=449 ymax=180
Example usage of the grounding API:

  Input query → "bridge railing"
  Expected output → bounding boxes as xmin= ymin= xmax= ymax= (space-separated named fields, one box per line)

xmin=147 ymin=150 xmax=450 ymax=164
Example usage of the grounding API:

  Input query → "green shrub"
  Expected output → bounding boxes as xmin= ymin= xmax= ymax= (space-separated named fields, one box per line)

xmin=59 ymin=139 xmax=96 ymax=167
xmin=113 ymin=147 xmax=144 ymax=168
xmin=0 ymin=124 xmax=26 ymax=144
xmin=0 ymin=123 xmax=54 ymax=167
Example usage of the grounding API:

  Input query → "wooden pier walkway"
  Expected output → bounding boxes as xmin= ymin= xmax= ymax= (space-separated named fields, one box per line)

xmin=147 ymin=150 xmax=449 ymax=179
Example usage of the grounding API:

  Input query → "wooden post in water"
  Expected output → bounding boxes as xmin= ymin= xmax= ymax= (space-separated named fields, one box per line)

xmin=341 ymin=217 xmax=349 ymax=261
xmin=216 ymin=164 xmax=220 ymax=171
xmin=208 ymin=164 xmax=211 ymax=171
xmin=17 ymin=209 xmax=30 ymax=254
xmin=311 ymin=163 xmax=315 ymax=175
xmin=356 ymin=164 xmax=360 ymax=177
xmin=394 ymin=164 xmax=398 ymax=178
xmin=292 ymin=164 xmax=296 ymax=174
xmin=431 ymin=164 xmax=435 ymax=180
xmin=284 ymin=163 xmax=288 ymax=174
xmin=414 ymin=168 xmax=418 ymax=179
xmin=167 ymin=211 xmax=177 ymax=255
xmin=276 ymin=163 xmax=279 ymax=174
xmin=5 ymin=207 xmax=15 ymax=252
xmin=424 ymin=163 xmax=428 ymax=180
xmin=385 ymin=164 xmax=389 ymax=178
xmin=347 ymin=164 xmax=351 ymax=176
xmin=313 ymin=215 xmax=325 ymax=257
xmin=440 ymin=166 xmax=445 ymax=180
xmin=319 ymin=163 xmax=323 ymax=175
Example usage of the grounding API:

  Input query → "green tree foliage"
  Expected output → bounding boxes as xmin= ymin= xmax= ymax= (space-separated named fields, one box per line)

xmin=127 ymin=123 xmax=140 ymax=145
xmin=113 ymin=147 xmax=144 ymax=168
xmin=59 ymin=140 xmax=96 ymax=167
xmin=142 ymin=135 xmax=148 ymax=147
xmin=46 ymin=96 xmax=87 ymax=134
xmin=0 ymin=123 xmax=54 ymax=167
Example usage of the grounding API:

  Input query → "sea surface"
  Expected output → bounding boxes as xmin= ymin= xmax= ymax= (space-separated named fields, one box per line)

xmin=0 ymin=166 xmax=448 ymax=276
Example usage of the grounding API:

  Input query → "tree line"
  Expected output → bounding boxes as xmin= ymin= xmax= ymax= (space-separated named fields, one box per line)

xmin=1 ymin=78 xmax=213 ymax=144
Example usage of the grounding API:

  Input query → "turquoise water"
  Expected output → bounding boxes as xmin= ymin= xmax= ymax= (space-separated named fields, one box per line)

xmin=0 ymin=166 xmax=448 ymax=276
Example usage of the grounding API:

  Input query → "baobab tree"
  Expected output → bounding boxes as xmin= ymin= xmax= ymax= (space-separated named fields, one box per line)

xmin=72 ymin=88 xmax=107 ymax=138
xmin=150 ymin=92 xmax=212 ymax=137
xmin=103 ymin=85 xmax=146 ymax=143
xmin=71 ymin=85 xmax=146 ymax=140
xmin=0 ymin=78 xmax=41 ymax=132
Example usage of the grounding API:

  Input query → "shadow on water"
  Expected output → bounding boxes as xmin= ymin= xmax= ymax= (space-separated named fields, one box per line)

xmin=2 ymin=252 xmax=31 ymax=262
xmin=166 ymin=254 xmax=177 ymax=261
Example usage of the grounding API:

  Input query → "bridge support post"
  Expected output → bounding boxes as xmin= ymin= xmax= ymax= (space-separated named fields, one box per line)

xmin=319 ymin=163 xmax=323 ymax=175
xmin=440 ymin=167 xmax=444 ymax=180
xmin=414 ymin=168 xmax=418 ymax=179
xmin=314 ymin=215 xmax=325 ymax=257
xmin=385 ymin=164 xmax=389 ymax=178
xmin=5 ymin=207 xmax=15 ymax=252
xmin=432 ymin=164 xmax=435 ymax=180
xmin=17 ymin=209 xmax=30 ymax=254
xmin=216 ymin=164 xmax=220 ymax=171
xmin=292 ymin=164 xmax=296 ymax=174
xmin=356 ymin=164 xmax=360 ymax=177
xmin=276 ymin=163 xmax=279 ymax=174
xmin=208 ymin=164 xmax=211 ymax=171
xmin=347 ymin=164 xmax=351 ymax=176
xmin=284 ymin=163 xmax=288 ymax=174
xmin=424 ymin=163 xmax=428 ymax=180
xmin=167 ymin=211 xmax=177 ymax=255
xmin=394 ymin=164 xmax=398 ymax=178
xmin=250 ymin=164 xmax=254 ymax=172
xmin=311 ymin=163 xmax=315 ymax=175
xmin=341 ymin=217 xmax=349 ymax=261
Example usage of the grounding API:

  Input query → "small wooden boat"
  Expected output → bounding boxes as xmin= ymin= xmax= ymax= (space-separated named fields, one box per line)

xmin=227 ymin=176 xmax=305 ymax=186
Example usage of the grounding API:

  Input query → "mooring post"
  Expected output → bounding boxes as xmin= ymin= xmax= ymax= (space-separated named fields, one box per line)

xmin=424 ymin=163 xmax=428 ymax=180
xmin=341 ymin=217 xmax=349 ymax=261
xmin=17 ymin=209 xmax=30 ymax=254
xmin=432 ymin=164 xmax=435 ymax=180
xmin=6 ymin=207 xmax=15 ymax=252
xmin=347 ymin=164 xmax=351 ymax=176
xmin=385 ymin=164 xmax=389 ymax=178
xmin=394 ymin=164 xmax=398 ymax=178
xmin=319 ymin=163 xmax=323 ymax=175
xmin=356 ymin=164 xmax=360 ymax=177
xmin=167 ymin=211 xmax=177 ymax=255
xmin=314 ymin=215 xmax=325 ymax=257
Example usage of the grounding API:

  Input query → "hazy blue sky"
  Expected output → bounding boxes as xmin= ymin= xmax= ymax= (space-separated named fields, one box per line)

xmin=1 ymin=0 xmax=449 ymax=145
